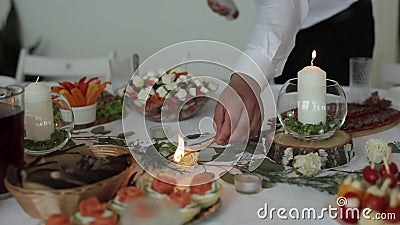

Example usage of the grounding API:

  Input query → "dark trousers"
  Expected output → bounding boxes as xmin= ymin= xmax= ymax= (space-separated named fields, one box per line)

xmin=274 ymin=0 xmax=375 ymax=85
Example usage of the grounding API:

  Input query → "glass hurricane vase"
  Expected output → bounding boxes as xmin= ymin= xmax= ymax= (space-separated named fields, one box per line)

xmin=24 ymin=92 xmax=74 ymax=155
xmin=277 ymin=78 xmax=347 ymax=141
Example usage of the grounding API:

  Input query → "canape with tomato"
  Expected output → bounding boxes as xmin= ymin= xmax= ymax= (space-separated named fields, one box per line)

xmin=144 ymin=175 xmax=177 ymax=199
xmin=109 ymin=186 xmax=144 ymax=215
xmin=169 ymin=191 xmax=201 ymax=224
xmin=72 ymin=197 xmax=116 ymax=225
xmin=44 ymin=213 xmax=72 ymax=225
xmin=190 ymin=173 xmax=222 ymax=208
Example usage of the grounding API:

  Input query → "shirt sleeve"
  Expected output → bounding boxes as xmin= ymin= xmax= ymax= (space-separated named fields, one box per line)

xmin=234 ymin=0 xmax=309 ymax=90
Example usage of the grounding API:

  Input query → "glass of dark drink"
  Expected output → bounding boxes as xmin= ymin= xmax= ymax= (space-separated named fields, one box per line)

xmin=0 ymin=85 xmax=24 ymax=198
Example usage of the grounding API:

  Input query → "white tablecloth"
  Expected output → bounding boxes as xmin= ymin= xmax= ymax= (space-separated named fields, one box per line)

xmin=1 ymin=85 xmax=400 ymax=225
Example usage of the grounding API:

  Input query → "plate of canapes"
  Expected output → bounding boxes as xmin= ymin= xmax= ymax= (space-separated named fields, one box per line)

xmin=41 ymin=172 xmax=222 ymax=225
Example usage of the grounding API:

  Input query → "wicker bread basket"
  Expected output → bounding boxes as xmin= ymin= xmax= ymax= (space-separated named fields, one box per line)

xmin=5 ymin=145 xmax=135 ymax=219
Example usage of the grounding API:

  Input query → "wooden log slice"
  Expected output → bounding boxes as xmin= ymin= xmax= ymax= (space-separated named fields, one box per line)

xmin=268 ymin=130 xmax=354 ymax=169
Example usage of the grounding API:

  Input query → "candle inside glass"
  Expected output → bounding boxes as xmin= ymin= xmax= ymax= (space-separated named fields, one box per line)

xmin=24 ymin=83 xmax=54 ymax=141
xmin=297 ymin=51 xmax=326 ymax=124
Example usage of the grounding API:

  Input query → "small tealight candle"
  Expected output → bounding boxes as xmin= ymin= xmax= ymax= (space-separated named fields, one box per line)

xmin=234 ymin=173 xmax=262 ymax=194
xmin=25 ymin=82 xmax=54 ymax=141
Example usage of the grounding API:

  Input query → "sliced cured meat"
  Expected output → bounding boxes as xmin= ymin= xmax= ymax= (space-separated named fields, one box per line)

xmin=342 ymin=108 xmax=400 ymax=133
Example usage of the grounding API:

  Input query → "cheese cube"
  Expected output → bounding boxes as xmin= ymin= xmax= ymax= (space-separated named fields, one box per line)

xmin=156 ymin=86 xmax=168 ymax=98
xmin=188 ymin=88 xmax=197 ymax=97
xmin=200 ymin=87 xmax=209 ymax=94
xmin=132 ymin=76 xmax=144 ymax=87
xmin=175 ymin=89 xmax=187 ymax=100
xmin=161 ymin=74 xmax=175 ymax=84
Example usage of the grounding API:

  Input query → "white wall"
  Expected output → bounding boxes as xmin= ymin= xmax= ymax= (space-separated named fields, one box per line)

xmin=1 ymin=0 xmax=398 ymax=86
xmin=1 ymin=0 xmax=256 ymax=59
xmin=371 ymin=0 xmax=399 ymax=87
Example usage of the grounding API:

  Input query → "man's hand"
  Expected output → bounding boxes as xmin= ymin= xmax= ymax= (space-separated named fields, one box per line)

xmin=207 ymin=0 xmax=230 ymax=16
xmin=214 ymin=73 xmax=263 ymax=145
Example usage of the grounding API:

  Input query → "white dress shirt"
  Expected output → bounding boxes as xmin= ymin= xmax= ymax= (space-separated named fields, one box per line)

xmin=235 ymin=0 xmax=358 ymax=90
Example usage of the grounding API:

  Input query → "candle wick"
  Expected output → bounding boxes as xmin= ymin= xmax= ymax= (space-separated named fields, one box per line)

xmin=35 ymin=76 xmax=40 ymax=83
xmin=311 ymin=58 xmax=315 ymax=67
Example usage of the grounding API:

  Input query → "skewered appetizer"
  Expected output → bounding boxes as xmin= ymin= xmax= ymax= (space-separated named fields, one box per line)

xmin=337 ymin=149 xmax=400 ymax=224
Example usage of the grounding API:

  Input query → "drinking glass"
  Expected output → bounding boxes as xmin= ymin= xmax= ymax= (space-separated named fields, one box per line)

xmin=349 ymin=57 xmax=372 ymax=102
xmin=0 ymin=85 xmax=24 ymax=198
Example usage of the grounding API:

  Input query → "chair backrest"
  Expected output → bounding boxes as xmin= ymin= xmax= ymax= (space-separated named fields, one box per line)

xmin=379 ymin=61 xmax=400 ymax=88
xmin=109 ymin=54 xmax=139 ymax=83
xmin=15 ymin=48 xmax=115 ymax=82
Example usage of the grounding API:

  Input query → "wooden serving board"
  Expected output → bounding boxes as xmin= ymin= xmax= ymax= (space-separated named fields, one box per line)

xmin=348 ymin=120 xmax=399 ymax=138
xmin=269 ymin=130 xmax=355 ymax=169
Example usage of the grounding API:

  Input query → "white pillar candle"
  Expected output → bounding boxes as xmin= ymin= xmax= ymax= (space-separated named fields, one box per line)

xmin=25 ymin=82 xmax=54 ymax=141
xmin=297 ymin=51 xmax=326 ymax=124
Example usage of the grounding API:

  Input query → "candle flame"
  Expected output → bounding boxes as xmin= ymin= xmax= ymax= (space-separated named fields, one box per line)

xmin=311 ymin=50 xmax=317 ymax=66
xmin=173 ymin=133 xmax=185 ymax=163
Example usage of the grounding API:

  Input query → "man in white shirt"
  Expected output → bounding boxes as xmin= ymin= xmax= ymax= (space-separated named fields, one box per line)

xmin=208 ymin=0 xmax=374 ymax=145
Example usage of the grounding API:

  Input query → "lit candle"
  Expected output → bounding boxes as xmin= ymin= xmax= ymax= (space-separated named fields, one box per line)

xmin=297 ymin=50 xmax=326 ymax=124
xmin=25 ymin=82 xmax=54 ymax=141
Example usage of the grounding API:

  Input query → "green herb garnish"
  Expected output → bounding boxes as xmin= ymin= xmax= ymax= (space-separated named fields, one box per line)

xmin=25 ymin=130 xmax=69 ymax=151
xmin=54 ymin=112 xmax=62 ymax=124
xmin=283 ymin=115 xmax=341 ymax=136
xmin=96 ymin=99 xmax=123 ymax=119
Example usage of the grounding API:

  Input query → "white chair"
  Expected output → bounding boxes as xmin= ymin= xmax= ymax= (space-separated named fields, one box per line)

xmin=379 ymin=61 xmax=400 ymax=88
xmin=109 ymin=54 xmax=139 ymax=83
xmin=15 ymin=48 xmax=115 ymax=82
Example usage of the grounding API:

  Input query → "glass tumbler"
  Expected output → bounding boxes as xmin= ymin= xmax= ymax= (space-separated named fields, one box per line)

xmin=0 ymin=85 xmax=24 ymax=197
xmin=349 ymin=57 xmax=372 ymax=102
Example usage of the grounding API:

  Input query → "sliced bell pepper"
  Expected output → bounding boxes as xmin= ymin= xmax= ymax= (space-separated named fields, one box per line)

xmin=91 ymin=88 xmax=103 ymax=105
xmin=79 ymin=82 xmax=89 ymax=97
xmin=86 ymin=85 xmax=100 ymax=105
xmin=77 ymin=77 xmax=87 ymax=93
xmin=59 ymin=89 xmax=77 ymax=107
xmin=86 ymin=83 xmax=98 ymax=100
xmin=99 ymin=81 xmax=112 ymax=92
xmin=78 ymin=76 xmax=86 ymax=87
xmin=51 ymin=86 xmax=64 ymax=93
xmin=71 ymin=88 xmax=86 ymax=107
xmin=58 ymin=81 xmax=75 ymax=92
xmin=86 ymin=77 xmax=99 ymax=85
